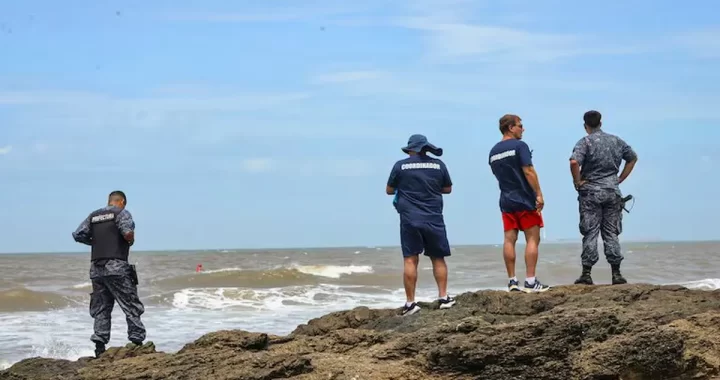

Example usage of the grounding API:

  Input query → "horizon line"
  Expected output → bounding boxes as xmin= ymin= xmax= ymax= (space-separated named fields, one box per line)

xmin=1 ymin=238 xmax=718 ymax=255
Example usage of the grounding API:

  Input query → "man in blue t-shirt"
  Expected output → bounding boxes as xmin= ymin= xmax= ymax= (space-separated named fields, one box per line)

xmin=488 ymin=114 xmax=550 ymax=293
xmin=386 ymin=134 xmax=456 ymax=316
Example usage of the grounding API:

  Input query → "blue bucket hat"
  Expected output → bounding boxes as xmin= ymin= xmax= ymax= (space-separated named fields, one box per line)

xmin=401 ymin=134 xmax=443 ymax=156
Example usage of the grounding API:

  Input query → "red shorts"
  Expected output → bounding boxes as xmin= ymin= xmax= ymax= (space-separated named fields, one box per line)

xmin=502 ymin=210 xmax=544 ymax=232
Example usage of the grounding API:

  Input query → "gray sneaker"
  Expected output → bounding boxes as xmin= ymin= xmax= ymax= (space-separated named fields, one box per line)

xmin=523 ymin=279 xmax=551 ymax=293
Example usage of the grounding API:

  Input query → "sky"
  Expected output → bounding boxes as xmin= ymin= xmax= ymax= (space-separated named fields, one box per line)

xmin=1 ymin=0 xmax=719 ymax=253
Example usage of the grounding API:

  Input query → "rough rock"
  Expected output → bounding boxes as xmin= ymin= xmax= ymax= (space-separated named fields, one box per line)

xmin=2 ymin=284 xmax=720 ymax=380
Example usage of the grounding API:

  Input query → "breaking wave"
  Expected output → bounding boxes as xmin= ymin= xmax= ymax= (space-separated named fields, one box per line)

xmin=672 ymin=278 xmax=720 ymax=291
xmin=161 ymin=284 xmax=404 ymax=311
xmin=149 ymin=265 xmax=375 ymax=291
xmin=0 ymin=288 xmax=83 ymax=312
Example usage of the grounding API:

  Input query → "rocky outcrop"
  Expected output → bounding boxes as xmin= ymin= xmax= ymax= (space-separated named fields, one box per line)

xmin=2 ymin=284 xmax=720 ymax=380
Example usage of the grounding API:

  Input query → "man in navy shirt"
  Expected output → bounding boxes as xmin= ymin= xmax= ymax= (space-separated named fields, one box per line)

xmin=386 ymin=134 xmax=456 ymax=316
xmin=489 ymin=114 xmax=551 ymax=293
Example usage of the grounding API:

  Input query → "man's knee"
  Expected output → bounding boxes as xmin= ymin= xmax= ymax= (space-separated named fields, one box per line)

xmin=602 ymin=214 xmax=623 ymax=236
xmin=89 ymin=289 xmax=113 ymax=317
xmin=523 ymin=225 xmax=541 ymax=244
xmin=126 ymin=291 xmax=145 ymax=316
xmin=600 ymin=229 xmax=620 ymax=240
xmin=580 ymin=217 xmax=601 ymax=236
xmin=503 ymin=229 xmax=518 ymax=244
xmin=112 ymin=279 xmax=145 ymax=317
xmin=402 ymin=249 xmax=423 ymax=259
xmin=403 ymin=256 xmax=420 ymax=277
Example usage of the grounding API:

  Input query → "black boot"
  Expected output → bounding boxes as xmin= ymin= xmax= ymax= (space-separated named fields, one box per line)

xmin=611 ymin=264 xmax=627 ymax=285
xmin=94 ymin=342 xmax=106 ymax=358
xmin=574 ymin=265 xmax=594 ymax=285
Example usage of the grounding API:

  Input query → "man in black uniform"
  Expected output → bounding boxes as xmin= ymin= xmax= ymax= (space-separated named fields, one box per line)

xmin=72 ymin=190 xmax=146 ymax=357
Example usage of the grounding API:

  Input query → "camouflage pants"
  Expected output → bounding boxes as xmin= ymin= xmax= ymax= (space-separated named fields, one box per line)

xmin=89 ymin=259 xmax=146 ymax=344
xmin=578 ymin=190 xmax=624 ymax=267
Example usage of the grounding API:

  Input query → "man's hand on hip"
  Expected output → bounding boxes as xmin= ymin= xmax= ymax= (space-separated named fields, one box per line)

xmin=536 ymin=195 xmax=545 ymax=212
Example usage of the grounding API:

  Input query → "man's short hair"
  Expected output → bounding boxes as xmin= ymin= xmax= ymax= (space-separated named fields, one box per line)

xmin=499 ymin=114 xmax=520 ymax=134
xmin=584 ymin=110 xmax=602 ymax=129
xmin=109 ymin=190 xmax=127 ymax=204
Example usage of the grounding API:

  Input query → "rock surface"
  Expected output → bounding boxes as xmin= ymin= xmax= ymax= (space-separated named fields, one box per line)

xmin=3 ymin=284 xmax=720 ymax=380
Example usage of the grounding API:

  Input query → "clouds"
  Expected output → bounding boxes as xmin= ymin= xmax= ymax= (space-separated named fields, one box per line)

xmin=671 ymin=28 xmax=720 ymax=59
xmin=162 ymin=3 xmax=365 ymax=24
xmin=0 ymin=90 xmax=311 ymax=112
xmin=0 ymin=144 xmax=52 ymax=157
xmin=190 ymin=157 xmax=380 ymax=178
xmin=398 ymin=19 xmax=580 ymax=63
xmin=2 ymin=2 xmax=718 ymax=163
xmin=240 ymin=158 xmax=274 ymax=173
xmin=0 ymin=89 xmax=315 ymax=140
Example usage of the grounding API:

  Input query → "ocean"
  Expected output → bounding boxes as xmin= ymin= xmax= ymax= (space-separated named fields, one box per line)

xmin=1 ymin=241 xmax=719 ymax=369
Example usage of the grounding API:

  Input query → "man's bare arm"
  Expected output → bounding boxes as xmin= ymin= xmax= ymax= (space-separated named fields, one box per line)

xmin=522 ymin=166 xmax=542 ymax=196
xmin=441 ymin=186 xmax=452 ymax=194
xmin=522 ymin=165 xmax=544 ymax=210
xmin=618 ymin=158 xmax=637 ymax=184
xmin=386 ymin=185 xmax=395 ymax=195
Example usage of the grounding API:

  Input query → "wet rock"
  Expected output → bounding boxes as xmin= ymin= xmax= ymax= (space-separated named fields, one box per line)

xmin=0 ymin=357 xmax=85 ymax=380
xmin=95 ymin=341 xmax=157 ymax=362
xmin=2 ymin=284 xmax=720 ymax=380
xmin=179 ymin=330 xmax=269 ymax=352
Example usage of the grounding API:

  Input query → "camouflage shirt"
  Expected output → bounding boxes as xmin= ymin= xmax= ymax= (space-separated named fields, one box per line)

xmin=570 ymin=129 xmax=637 ymax=193
xmin=72 ymin=205 xmax=135 ymax=246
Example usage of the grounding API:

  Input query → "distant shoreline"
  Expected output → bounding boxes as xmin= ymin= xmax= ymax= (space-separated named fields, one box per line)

xmin=1 ymin=239 xmax=718 ymax=256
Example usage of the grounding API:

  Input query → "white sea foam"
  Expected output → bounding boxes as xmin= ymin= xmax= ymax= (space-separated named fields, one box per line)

xmin=169 ymin=283 xmax=402 ymax=312
xmin=292 ymin=264 xmax=373 ymax=278
xmin=195 ymin=264 xmax=373 ymax=279
xmin=201 ymin=267 xmax=243 ymax=274
xmin=674 ymin=278 xmax=720 ymax=291
xmin=71 ymin=282 xmax=92 ymax=289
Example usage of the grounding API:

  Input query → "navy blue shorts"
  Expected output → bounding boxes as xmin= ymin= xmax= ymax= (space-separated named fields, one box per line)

xmin=400 ymin=221 xmax=451 ymax=258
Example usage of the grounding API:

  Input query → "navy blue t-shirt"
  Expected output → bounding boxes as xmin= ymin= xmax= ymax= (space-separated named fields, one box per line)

xmin=387 ymin=155 xmax=452 ymax=224
xmin=488 ymin=139 xmax=537 ymax=213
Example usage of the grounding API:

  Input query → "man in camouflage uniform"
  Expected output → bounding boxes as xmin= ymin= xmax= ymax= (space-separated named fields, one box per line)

xmin=570 ymin=111 xmax=638 ymax=285
xmin=72 ymin=190 xmax=146 ymax=357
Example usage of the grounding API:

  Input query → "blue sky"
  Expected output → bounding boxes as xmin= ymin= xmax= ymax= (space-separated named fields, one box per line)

xmin=1 ymin=0 xmax=719 ymax=253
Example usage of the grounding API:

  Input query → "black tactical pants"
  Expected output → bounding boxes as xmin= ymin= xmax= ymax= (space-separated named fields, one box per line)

xmin=578 ymin=190 xmax=624 ymax=268
xmin=89 ymin=259 xmax=146 ymax=345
